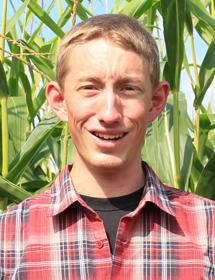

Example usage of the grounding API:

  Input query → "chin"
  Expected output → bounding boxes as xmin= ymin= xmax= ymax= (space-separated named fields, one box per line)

xmin=88 ymin=154 xmax=127 ymax=171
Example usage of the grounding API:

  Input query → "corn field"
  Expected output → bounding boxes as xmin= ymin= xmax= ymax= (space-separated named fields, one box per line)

xmin=0 ymin=0 xmax=214 ymax=211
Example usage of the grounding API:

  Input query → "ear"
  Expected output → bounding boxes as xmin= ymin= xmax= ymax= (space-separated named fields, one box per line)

xmin=148 ymin=81 xmax=169 ymax=122
xmin=45 ymin=81 xmax=68 ymax=122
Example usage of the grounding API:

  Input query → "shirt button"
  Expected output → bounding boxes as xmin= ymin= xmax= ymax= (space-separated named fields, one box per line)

xmin=96 ymin=240 xmax=104 ymax=249
xmin=121 ymin=239 xmax=128 ymax=247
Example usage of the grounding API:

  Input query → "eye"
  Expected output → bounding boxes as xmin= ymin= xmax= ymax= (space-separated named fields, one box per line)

xmin=78 ymin=83 xmax=100 ymax=97
xmin=119 ymin=84 xmax=140 ymax=96
xmin=82 ymin=84 xmax=97 ymax=90
xmin=122 ymin=85 xmax=135 ymax=91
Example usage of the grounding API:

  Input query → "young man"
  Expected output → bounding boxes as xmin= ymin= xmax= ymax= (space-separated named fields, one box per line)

xmin=0 ymin=14 xmax=214 ymax=279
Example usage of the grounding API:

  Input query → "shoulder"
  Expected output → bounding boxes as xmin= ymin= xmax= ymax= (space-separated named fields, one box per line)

xmin=161 ymin=184 xmax=215 ymax=232
xmin=0 ymin=187 xmax=53 ymax=270
xmin=144 ymin=162 xmax=215 ymax=212
xmin=0 ymin=164 xmax=73 ymax=226
xmin=143 ymin=162 xmax=215 ymax=210
xmin=0 ymin=187 xmax=51 ymax=233
xmin=0 ymin=187 xmax=54 ymax=277
xmin=163 ymin=183 xmax=215 ymax=208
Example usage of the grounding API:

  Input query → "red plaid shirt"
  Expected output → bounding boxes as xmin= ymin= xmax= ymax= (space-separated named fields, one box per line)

xmin=0 ymin=163 xmax=215 ymax=279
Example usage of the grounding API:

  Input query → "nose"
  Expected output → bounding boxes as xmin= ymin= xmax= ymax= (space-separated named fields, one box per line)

xmin=97 ymin=90 xmax=122 ymax=125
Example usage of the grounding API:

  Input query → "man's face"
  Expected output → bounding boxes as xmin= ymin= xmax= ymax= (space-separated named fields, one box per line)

xmin=48 ymin=38 xmax=168 ymax=171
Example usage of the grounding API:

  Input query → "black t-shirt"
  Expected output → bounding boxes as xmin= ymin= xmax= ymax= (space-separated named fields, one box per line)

xmin=81 ymin=187 xmax=143 ymax=254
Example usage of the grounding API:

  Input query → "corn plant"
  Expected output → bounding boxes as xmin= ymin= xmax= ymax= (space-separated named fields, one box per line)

xmin=0 ymin=0 xmax=214 ymax=212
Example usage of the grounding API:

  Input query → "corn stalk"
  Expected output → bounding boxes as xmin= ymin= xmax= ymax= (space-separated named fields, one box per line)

xmin=0 ymin=0 xmax=9 ymax=212
xmin=0 ymin=0 xmax=8 ymax=177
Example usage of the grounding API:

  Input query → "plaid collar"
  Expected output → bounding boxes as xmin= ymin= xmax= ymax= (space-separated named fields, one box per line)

xmin=49 ymin=163 xmax=176 ymax=217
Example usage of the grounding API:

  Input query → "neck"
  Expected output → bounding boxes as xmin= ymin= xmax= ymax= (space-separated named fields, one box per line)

xmin=70 ymin=155 xmax=145 ymax=198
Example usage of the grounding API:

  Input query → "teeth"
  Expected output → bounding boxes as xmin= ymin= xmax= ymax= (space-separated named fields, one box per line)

xmin=94 ymin=132 xmax=124 ymax=140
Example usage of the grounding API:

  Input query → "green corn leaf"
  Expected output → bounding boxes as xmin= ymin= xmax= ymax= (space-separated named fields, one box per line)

xmin=195 ymin=152 xmax=215 ymax=200
xmin=6 ymin=0 xmax=31 ymax=34
xmin=19 ymin=71 xmax=35 ymax=122
xmin=189 ymin=0 xmax=215 ymax=34
xmin=21 ymin=0 xmax=64 ymax=38
xmin=20 ymin=161 xmax=50 ymax=192
xmin=6 ymin=115 xmax=61 ymax=184
xmin=7 ymin=0 xmax=24 ymax=35
xmin=65 ymin=0 xmax=92 ymax=20
xmin=33 ymin=87 xmax=46 ymax=118
xmin=185 ymin=4 xmax=193 ymax=36
xmin=0 ymin=176 xmax=31 ymax=203
xmin=190 ymin=146 xmax=204 ymax=191
xmin=27 ymin=0 xmax=56 ymax=45
xmin=112 ymin=0 xmax=126 ymax=13
xmin=76 ymin=1 xmax=92 ymax=19
xmin=183 ymin=51 xmax=194 ymax=88
xmin=29 ymin=55 xmax=55 ymax=81
xmin=0 ymin=111 xmax=2 ymax=172
xmin=0 ymin=60 xmax=9 ymax=97
xmin=161 ymin=0 xmax=186 ymax=189
xmin=17 ymin=40 xmax=55 ymax=81
xmin=198 ymin=113 xmax=212 ymax=161
xmin=142 ymin=93 xmax=193 ymax=190
xmin=57 ymin=5 xmax=73 ymax=28
xmin=7 ymin=42 xmax=22 ymax=97
xmin=146 ymin=3 xmax=158 ymax=31
xmin=7 ymin=96 xmax=28 ymax=165
xmin=161 ymin=0 xmax=186 ymax=90
xmin=47 ymin=125 xmax=64 ymax=170
xmin=195 ymin=41 xmax=215 ymax=106
xmin=120 ymin=0 xmax=153 ymax=17
xmin=195 ymin=20 xmax=214 ymax=45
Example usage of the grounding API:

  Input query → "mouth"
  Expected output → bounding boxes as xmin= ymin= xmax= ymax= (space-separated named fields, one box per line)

xmin=91 ymin=131 xmax=127 ymax=141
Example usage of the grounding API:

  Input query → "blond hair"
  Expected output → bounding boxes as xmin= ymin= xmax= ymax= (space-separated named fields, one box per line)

xmin=57 ymin=14 xmax=160 ymax=89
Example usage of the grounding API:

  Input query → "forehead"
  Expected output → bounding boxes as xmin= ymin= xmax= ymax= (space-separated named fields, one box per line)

xmin=65 ymin=38 xmax=148 ymax=77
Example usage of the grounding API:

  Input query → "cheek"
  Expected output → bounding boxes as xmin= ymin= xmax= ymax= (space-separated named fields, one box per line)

xmin=125 ymin=103 xmax=150 ymax=127
xmin=66 ymin=99 xmax=97 ymax=132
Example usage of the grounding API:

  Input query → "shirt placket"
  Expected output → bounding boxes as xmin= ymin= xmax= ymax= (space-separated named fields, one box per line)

xmin=83 ymin=205 xmax=113 ymax=280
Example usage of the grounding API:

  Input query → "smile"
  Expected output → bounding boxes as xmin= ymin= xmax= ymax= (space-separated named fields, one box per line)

xmin=92 ymin=132 xmax=127 ymax=141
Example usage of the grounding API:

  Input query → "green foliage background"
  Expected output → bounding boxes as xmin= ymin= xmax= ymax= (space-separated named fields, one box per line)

xmin=0 ymin=0 xmax=214 ymax=211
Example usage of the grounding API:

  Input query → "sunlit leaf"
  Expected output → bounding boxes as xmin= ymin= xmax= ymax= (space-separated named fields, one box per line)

xmin=6 ymin=0 xmax=31 ymax=34
xmin=120 ymin=0 xmax=153 ymax=17
xmin=195 ymin=20 xmax=214 ymax=45
xmin=189 ymin=0 xmax=215 ymax=33
xmin=112 ymin=0 xmax=126 ymax=13
xmin=7 ymin=115 xmax=61 ymax=184
xmin=21 ymin=0 xmax=65 ymax=38
xmin=0 ymin=175 xmax=31 ymax=203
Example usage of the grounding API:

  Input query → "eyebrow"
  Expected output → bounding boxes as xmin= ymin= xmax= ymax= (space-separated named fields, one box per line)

xmin=76 ymin=76 xmax=101 ymax=83
xmin=116 ymin=76 xmax=143 ymax=84
xmin=76 ymin=74 xmax=144 ymax=84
